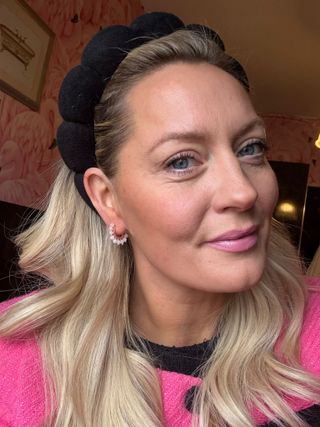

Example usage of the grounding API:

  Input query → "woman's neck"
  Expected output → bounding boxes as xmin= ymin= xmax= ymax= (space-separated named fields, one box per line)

xmin=130 ymin=275 xmax=225 ymax=347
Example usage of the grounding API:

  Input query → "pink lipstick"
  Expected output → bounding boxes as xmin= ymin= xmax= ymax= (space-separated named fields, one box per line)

xmin=206 ymin=225 xmax=258 ymax=253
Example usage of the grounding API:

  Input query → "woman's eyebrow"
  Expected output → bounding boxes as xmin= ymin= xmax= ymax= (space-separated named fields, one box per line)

xmin=148 ymin=130 xmax=209 ymax=153
xmin=232 ymin=117 xmax=266 ymax=140
xmin=148 ymin=118 xmax=265 ymax=153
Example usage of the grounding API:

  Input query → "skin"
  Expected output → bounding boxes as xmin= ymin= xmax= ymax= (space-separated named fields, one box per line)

xmin=84 ymin=62 xmax=279 ymax=347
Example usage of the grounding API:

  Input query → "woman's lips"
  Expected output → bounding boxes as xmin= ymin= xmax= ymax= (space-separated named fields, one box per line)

xmin=205 ymin=225 xmax=259 ymax=253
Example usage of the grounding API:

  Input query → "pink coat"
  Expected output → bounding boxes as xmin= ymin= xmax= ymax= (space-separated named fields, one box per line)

xmin=1 ymin=278 xmax=320 ymax=426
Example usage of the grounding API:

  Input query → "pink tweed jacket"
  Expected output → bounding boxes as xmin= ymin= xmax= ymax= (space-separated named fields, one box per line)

xmin=0 ymin=278 xmax=320 ymax=427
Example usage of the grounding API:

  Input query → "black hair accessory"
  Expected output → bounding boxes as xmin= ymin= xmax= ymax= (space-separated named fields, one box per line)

xmin=57 ymin=12 xmax=248 ymax=210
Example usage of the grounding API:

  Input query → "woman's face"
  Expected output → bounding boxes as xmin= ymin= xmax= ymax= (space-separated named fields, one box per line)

xmin=112 ymin=62 xmax=278 ymax=294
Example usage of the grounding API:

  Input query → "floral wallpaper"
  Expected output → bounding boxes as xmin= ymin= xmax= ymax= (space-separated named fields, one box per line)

xmin=0 ymin=0 xmax=143 ymax=208
xmin=264 ymin=114 xmax=320 ymax=187
xmin=0 ymin=0 xmax=319 ymax=209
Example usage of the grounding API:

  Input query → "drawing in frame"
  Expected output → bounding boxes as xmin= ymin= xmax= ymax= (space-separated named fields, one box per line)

xmin=0 ymin=0 xmax=54 ymax=110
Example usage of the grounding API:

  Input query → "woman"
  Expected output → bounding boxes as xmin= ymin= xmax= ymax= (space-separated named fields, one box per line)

xmin=0 ymin=12 xmax=319 ymax=427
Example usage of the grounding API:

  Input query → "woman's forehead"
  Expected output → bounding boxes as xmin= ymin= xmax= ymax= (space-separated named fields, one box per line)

xmin=125 ymin=62 xmax=259 ymax=146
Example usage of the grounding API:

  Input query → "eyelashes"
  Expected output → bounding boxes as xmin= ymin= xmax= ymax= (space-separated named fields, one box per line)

xmin=165 ymin=152 xmax=200 ymax=175
xmin=164 ymin=139 xmax=269 ymax=177
xmin=237 ymin=139 xmax=269 ymax=158
xmin=236 ymin=140 xmax=269 ymax=167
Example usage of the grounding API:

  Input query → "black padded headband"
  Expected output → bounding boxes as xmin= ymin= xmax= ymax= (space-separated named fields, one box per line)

xmin=57 ymin=12 xmax=248 ymax=209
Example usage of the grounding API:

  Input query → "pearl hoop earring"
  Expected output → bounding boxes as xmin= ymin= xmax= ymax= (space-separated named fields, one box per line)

xmin=109 ymin=223 xmax=128 ymax=245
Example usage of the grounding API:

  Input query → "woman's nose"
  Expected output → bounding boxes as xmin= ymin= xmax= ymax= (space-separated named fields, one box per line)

xmin=209 ymin=155 xmax=258 ymax=213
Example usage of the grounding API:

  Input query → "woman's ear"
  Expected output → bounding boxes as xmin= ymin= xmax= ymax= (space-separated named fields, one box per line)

xmin=83 ymin=167 xmax=127 ymax=235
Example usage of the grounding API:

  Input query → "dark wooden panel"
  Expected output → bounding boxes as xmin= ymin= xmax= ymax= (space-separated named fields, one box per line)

xmin=300 ymin=186 xmax=320 ymax=265
xmin=269 ymin=160 xmax=309 ymax=251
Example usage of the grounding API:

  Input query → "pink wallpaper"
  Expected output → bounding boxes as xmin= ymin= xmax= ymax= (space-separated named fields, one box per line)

xmin=0 ymin=0 xmax=143 ymax=208
xmin=264 ymin=114 xmax=320 ymax=187
xmin=0 ymin=2 xmax=319 ymax=208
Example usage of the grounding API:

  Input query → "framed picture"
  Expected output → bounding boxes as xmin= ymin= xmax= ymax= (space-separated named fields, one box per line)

xmin=0 ymin=0 xmax=54 ymax=110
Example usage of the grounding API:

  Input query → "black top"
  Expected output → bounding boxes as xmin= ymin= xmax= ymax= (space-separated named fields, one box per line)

xmin=143 ymin=337 xmax=216 ymax=377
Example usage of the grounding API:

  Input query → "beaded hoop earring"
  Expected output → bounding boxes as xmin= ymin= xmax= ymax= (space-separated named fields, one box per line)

xmin=109 ymin=223 xmax=128 ymax=245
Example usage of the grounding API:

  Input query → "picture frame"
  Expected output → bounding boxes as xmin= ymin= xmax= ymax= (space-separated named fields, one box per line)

xmin=0 ymin=0 xmax=54 ymax=110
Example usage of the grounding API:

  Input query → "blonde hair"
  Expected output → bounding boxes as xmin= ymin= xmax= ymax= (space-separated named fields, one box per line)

xmin=0 ymin=30 xmax=319 ymax=427
xmin=308 ymin=245 xmax=320 ymax=277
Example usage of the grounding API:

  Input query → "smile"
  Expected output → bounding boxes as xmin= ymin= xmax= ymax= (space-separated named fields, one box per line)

xmin=206 ymin=225 xmax=259 ymax=253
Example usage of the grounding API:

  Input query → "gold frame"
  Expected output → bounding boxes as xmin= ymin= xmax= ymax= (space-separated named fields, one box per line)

xmin=0 ymin=0 xmax=54 ymax=110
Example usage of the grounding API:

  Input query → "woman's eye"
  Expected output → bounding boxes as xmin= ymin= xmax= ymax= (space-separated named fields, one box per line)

xmin=166 ymin=153 xmax=198 ymax=173
xmin=237 ymin=140 xmax=267 ymax=158
xmin=171 ymin=157 xmax=192 ymax=170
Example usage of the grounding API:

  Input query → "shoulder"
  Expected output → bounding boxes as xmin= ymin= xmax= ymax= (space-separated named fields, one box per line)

xmin=304 ymin=276 xmax=320 ymax=318
xmin=0 ymin=294 xmax=25 ymax=313
xmin=0 ymin=291 xmax=39 ymax=314
xmin=0 ymin=295 xmax=45 ymax=426
xmin=303 ymin=276 xmax=320 ymax=330
xmin=0 ymin=295 xmax=41 ymax=367
xmin=300 ymin=276 xmax=320 ymax=375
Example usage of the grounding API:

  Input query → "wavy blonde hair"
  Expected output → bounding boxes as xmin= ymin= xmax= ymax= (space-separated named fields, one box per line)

xmin=308 ymin=245 xmax=320 ymax=276
xmin=0 ymin=30 xmax=319 ymax=427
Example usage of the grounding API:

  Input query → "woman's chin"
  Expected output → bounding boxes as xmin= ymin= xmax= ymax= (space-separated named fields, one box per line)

xmin=199 ymin=260 xmax=267 ymax=294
